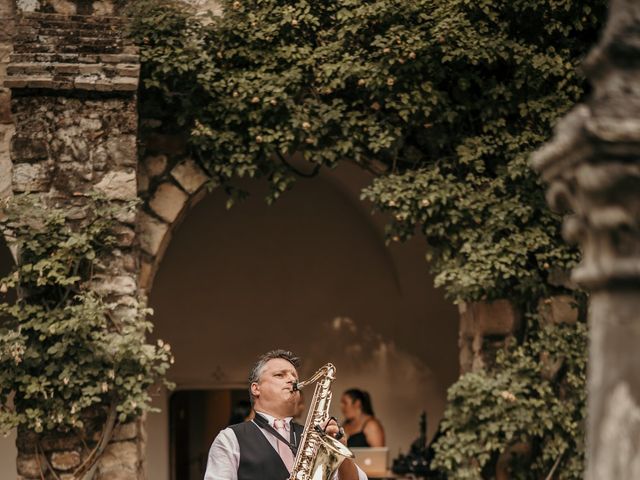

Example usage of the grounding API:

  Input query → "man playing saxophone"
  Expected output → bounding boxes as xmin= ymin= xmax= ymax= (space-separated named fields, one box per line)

xmin=204 ymin=350 xmax=367 ymax=480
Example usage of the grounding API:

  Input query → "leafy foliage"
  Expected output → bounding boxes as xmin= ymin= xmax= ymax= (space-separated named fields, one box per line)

xmin=125 ymin=0 xmax=606 ymax=477
xmin=0 ymin=196 xmax=173 ymax=433
xmin=128 ymin=0 xmax=602 ymax=300
xmin=432 ymin=315 xmax=587 ymax=480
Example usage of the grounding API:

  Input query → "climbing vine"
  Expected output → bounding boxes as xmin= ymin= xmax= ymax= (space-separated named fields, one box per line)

xmin=432 ymin=313 xmax=587 ymax=479
xmin=0 ymin=195 xmax=172 ymax=441
xmin=126 ymin=0 xmax=606 ymax=477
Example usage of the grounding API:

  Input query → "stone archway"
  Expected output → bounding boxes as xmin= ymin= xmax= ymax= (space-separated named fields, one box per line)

xmin=139 ymin=160 xmax=460 ymax=480
xmin=137 ymin=151 xmax=211 ymax=294
xmin=0 ymin=2 xmax=533 ymax=479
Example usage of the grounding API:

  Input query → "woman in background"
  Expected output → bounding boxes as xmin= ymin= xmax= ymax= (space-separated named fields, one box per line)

xmin=340 ymin=388 xmax=385 ymax=447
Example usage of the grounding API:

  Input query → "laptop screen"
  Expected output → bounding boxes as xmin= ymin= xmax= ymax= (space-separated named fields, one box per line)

xmin=349 ymin=447 xmax=389 ymax=475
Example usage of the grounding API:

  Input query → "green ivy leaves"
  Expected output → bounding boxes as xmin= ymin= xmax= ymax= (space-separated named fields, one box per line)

xmin=432 ymin=317 xmax=587 ymax=479
xmin=0 ymin=196 xmax=172 ymax=433
xmin=127 ymin=0 xmax=602 ymax=300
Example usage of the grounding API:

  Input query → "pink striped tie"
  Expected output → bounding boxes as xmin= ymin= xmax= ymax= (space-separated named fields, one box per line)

xmin=273 ymin=419 xmax=295 ymax=472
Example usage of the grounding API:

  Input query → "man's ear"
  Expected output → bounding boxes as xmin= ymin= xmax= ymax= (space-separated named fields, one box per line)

xmin=250 ymin=382 xmax=260 ymax=399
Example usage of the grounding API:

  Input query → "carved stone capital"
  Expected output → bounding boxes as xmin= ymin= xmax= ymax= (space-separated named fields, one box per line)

xmin=532 ymin=2 xmax=640 ymax=478
xmin=532 ymin=1 xmax=640 ymax=291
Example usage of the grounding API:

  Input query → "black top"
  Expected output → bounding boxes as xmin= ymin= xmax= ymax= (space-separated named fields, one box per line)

xmin=347 ymin=418 xmax=371 ymax=448
xmin=229 ymin=420 xmax=304 ymax=480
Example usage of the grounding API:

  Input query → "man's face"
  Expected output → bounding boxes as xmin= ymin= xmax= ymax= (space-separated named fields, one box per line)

xmin=251 ymin=358 xmax=300 ymax=417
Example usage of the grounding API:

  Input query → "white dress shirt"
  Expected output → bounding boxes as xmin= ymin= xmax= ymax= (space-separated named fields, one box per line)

xmin=204 ymin=411 xmax=368 ymax=480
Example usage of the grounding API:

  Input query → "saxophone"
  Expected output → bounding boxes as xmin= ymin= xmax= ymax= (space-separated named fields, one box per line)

xmin=289 ymin=363 xmax=354 ymax=480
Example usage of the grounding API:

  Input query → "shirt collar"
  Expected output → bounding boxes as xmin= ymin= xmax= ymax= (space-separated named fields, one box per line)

xmin=255 ymin=410 xmax=293 ymax=428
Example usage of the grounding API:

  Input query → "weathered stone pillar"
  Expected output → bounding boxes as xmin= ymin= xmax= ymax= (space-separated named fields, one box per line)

xmin=458 ymin=299 xmax=521 ymax=374
xmin=532 ymin=1 xmax=640 ymax=478
xmin=4 ymin=1 xmax=146 ymax=478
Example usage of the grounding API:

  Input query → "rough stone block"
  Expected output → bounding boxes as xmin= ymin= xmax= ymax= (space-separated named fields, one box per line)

xmin=3 ymin=77 xmax=27 ymax=88
xmin=143 ymin=154 xmax=167 ymax=177
xmin=37 ymin=432 xmax=83 ymax=452
xmin=97 ymin=440 xmax=139 ymax=473
xmin=538 ymin=295 xmax=579 ymax=325
xmin=10 ymin=135 xmax=48 ymax=162
xmin=112 ymin=223 xmax=135 ymax=247
xmin=78 ymin=63 xmax=103 ymax=75
xmin=17 ymin=454 xmax=46 ymax=478
xmin=74 ymin=76 xmax=97 ymax=90
xmin=0 ymin=89 xmax=11 ymax=124
xmin=51 ymin=450 xmax=81 ymax=471
xmin=138 ymin=211 xmax=170 ymax=257
xmin=115 ymin=63 xmax=140 ymax=77
xmin=54 ymin=63 xmax=81 ymax=75
xmin=25 ymin=76 xmax=58 ymax=88
xmin=137 ymin=166 xmax=149 ymax=194
xmin=94 ymin=170 xmax=136 ymax=200
xmin=458 ymin=338 xmax=473 ymax=375
xmin=113 ymin=204 xmax=137 ymax=225
xmin=111 ymin=76 xmax=139 ymax=91
xmin=92 ymin=0 xmax=115 ymax=16
xmin=47 ymin=0 xmax=77 ymax=15
xmin=112 ymin=422 xmax=138 ymax=441
xmin=100 ymin=53 xmax=139 ymax=64
xmin=91 ymin=274 xmax=137 ymax=296
xmin=105 ymin=135 xmax=137 ymax=166
xmin=12 ymin=161 xmax=50 ymax=192
xmin=458 ymin=299 xmax=520 ymax=337
xmin=79 ymin=117 xmax=102 ymax=131
xmin=0 ymin=124 xmax=13 ymax=198
xmin=171 ymin=157 xmax=209 ymax=194
xmin=149 ymin=182 xmax=188 ymax=223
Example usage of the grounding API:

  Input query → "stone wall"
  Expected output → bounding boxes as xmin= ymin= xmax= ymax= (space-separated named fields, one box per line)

xmin=0 ymin=0 xmax=15 ymax=200
xmin=5 ymin=7 xmax=146 ymax=480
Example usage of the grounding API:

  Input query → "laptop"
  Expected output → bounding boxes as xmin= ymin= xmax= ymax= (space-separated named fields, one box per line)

xmin=350 ymin=447 xmax=389 ymax=476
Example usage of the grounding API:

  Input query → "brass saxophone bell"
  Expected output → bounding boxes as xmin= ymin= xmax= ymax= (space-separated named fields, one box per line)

xmin=288 ymin=363 xmax=355 ymax=480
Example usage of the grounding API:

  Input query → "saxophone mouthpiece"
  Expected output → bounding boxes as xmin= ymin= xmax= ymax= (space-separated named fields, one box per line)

xmin=292 ymin=382 xmax=301 ymax=392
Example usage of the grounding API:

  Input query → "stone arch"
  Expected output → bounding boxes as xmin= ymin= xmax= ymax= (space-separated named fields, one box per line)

xmin=135 ymin=149 xmax=405 ymax=296
xmin=139 ymin=154 xmax=461 ymax=480
xmin=137 ymin=151 xmax=212 ymax=293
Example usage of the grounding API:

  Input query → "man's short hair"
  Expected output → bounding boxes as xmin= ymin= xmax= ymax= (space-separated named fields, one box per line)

xmin=248 ymin=349 xmax=300 ymax=405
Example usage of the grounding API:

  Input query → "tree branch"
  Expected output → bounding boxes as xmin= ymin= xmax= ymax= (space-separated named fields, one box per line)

xmin=276 ymin=151 xmax=321 ymax=178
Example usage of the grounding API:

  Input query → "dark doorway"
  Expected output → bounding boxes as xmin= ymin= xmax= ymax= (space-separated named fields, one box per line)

xmin=170 ymin=388 xmax=248 ymax=480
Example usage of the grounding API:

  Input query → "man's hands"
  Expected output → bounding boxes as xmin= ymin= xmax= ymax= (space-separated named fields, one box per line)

xmin=323 ymin=417 xmax=346 ymax=443
xmin=320 ymin=417 xmax=361 ymax=480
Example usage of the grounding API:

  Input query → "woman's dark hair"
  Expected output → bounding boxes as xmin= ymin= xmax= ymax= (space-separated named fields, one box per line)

xmin=344 ymin=388 xmax=375 ymax=416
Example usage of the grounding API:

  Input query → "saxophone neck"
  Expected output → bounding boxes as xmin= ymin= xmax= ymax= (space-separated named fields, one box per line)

xmin=294 ymin=363 xmax=336 ymax=391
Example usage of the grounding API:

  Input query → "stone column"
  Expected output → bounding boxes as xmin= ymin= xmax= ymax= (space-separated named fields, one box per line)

xmin=4 ymin=2 xmax=146 ymax=478
xmin=0 ymin=0 xmax=14 ymax=201
xmin=532 ymin=1 xmax=640 ymax=478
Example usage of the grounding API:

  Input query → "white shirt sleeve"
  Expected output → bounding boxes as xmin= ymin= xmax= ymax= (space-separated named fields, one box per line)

xmin=204 ymin=428 xmax=240 ymax=480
